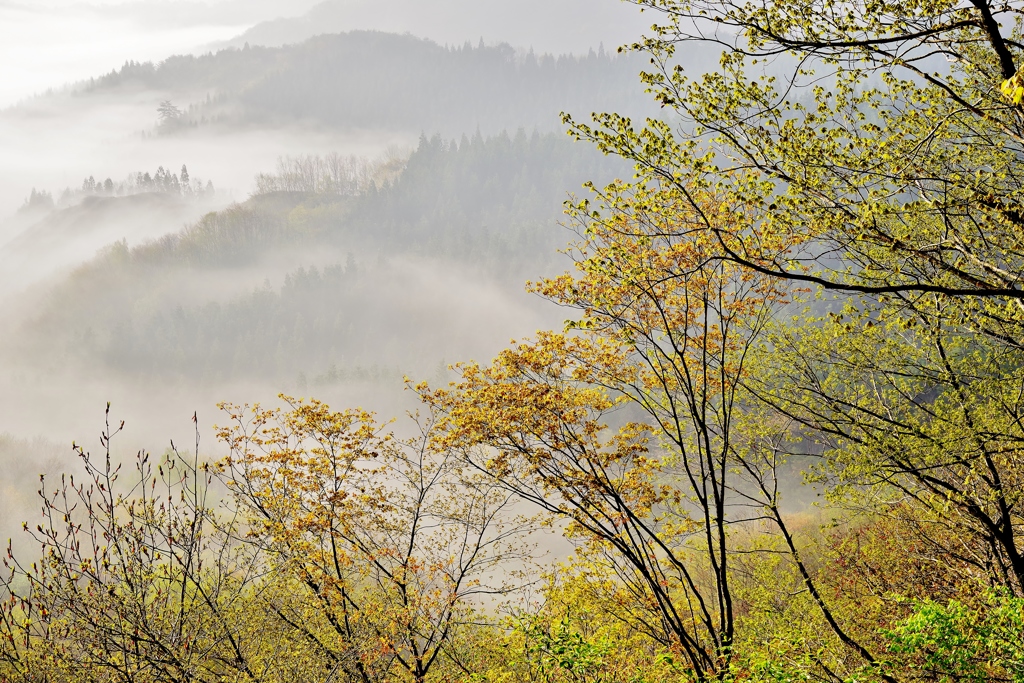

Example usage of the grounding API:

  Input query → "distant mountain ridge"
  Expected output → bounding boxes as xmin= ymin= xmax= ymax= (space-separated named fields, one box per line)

xmin=214 ymin=0 xmax=653 ymax=56
xmin=79 ymin=30 xmax=656 ymax=137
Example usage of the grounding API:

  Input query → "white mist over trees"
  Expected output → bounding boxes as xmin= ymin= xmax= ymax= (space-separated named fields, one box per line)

xmin=0 ymin=0 xmax=651 ymax=480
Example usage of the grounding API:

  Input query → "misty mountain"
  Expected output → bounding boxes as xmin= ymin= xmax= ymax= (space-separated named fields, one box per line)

xmin=218 ymin=0 xmax=653 ymax=57
xmin=0 ymin=7 xmax=662 ymax=454
xmin=10 ymin=130 xmax=626 ymax=385
xmin=0 ymin=190 xmax=223 ymax=292
xmin=80 ymin=31 xmax=656 ymax=136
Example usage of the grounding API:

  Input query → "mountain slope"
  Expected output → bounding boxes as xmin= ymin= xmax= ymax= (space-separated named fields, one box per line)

xmin=9 ymin=131 xmax=626 ymax=384
xmin=80 ymin=31 xmax=655 ymax=136
xmin=219 ymin=0 xmax=653 ymax=56
xmin=0 ymin=192 xmax=221 ymax=292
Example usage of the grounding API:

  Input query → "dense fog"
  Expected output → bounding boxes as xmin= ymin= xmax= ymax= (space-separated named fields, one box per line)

xmin=0 ymin=0 xmax=686 ymax=541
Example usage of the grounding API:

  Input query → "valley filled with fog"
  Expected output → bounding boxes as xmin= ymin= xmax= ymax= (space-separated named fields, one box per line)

xmin=0 ymin=0 xmax=679 ymax=529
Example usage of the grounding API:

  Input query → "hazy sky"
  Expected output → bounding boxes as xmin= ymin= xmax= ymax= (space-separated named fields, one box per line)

xmin=0 ymin=1 xmax=319 ymax=106
xmin=0 ymin=0 xmax=653 ymax=107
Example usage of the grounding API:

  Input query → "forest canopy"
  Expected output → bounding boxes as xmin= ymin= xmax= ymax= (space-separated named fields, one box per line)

xmin=80 ymin=32 xmax=657 ymax=136
xmin=10 ymin=131 xmax=627 ymax=384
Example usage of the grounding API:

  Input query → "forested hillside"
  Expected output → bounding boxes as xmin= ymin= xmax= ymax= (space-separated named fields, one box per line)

xmin=10 ymin=131 xmax=625 ymax=383
xmin=0 ymin=166 xmax=222 ymax=290
xmin=82 ymin=32 xmax=654 ymax=135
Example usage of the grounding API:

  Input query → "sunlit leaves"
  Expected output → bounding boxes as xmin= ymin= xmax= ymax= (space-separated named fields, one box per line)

xmin=217 ymin=396 xmax=530 ymax=683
